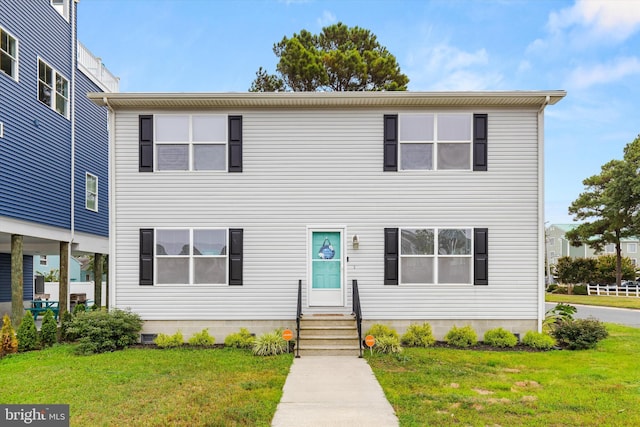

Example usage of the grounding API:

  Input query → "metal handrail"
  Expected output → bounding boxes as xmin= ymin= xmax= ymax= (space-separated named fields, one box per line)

xmin=295 ymin=279 xmax=302 ymax=358
xmin=352 ymin=279 xmax=363 ymax=357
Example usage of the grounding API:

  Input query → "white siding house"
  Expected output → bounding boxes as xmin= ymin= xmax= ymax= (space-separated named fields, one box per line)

xmin=90 ymin=91 xmax=565 ymax=341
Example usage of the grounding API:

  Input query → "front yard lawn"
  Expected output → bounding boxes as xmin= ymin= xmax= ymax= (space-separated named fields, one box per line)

xmin=368 ymin=324 xmax=640 ymax=426
xmin=0 ymin=346 xmax=292 ymax=426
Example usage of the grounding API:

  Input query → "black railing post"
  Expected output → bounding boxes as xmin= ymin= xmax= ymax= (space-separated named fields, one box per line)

xmin=295 ymin=279 xmax=302 ymax=358
xmin=352 ymin=279 xmax=363 ymax=358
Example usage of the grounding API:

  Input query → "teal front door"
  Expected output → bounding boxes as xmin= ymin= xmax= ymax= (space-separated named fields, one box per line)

xmin=309 ymin=229 xmax=344 ymax=306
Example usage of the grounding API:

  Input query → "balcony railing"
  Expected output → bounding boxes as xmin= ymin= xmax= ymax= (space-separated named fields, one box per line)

xmin=77 ymin=42 xmax=119 ymax=93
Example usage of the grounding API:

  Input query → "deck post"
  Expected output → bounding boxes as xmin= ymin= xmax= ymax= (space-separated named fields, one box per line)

xmin=10 ymin=235 xmax=24 ymax=325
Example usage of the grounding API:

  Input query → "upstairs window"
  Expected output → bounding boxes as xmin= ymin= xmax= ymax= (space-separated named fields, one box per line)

xmin=0 ymin=27 xmax=17 ymax=80
xmin=86 ymin=173 xmax=98 ymax=212
xmin=155 ymin=115 xmax=227 ymax=171
xmin=50 ymin=0 xmax=69 ymax=20
xmin=38 ymin=59 xmax=69 ymax=118
xmin=39 ymin=255 xmax=48 ymax=266
xmin=399 ymin=113 xmax=472 ymax=171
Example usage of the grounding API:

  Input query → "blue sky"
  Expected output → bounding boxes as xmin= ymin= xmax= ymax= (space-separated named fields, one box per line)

xmin=77 ymin=0 xmax=640 ymax=225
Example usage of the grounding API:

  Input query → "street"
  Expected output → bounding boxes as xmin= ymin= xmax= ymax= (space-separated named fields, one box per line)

xmin=545 ymin=303 xmax=640 ymax=328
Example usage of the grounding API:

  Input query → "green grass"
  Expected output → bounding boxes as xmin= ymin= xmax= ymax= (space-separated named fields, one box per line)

xmin=368 ymin=324 xmax=640 ymax=427
xmin=0 ymin=345 xmax=292 ymax=426
xmin=546 ymin=293 xmax=640 ymax=310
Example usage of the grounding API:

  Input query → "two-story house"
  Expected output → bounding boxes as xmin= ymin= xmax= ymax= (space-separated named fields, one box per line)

xmin=0 ymin=0 xmax=117 ymax=322
xmin=90 ymin=90 xmax=564 ymax=346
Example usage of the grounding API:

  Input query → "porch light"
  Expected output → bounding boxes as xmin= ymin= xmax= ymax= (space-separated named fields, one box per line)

xmin=352 ymin=234 xmax=360 ymax=249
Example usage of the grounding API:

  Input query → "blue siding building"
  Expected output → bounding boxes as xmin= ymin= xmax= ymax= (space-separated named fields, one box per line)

xmin=0 ymin=0 xmax=117 ymax=320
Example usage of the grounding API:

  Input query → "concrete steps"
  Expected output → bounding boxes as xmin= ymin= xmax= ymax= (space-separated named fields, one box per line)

xmin=297 ymin=314 xmax=361 ymax=357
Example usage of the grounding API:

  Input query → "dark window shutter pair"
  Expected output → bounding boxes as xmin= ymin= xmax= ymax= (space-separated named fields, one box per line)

xmin=139 ymin=228 xmax=243 ymax=286
xmin=383 ymin=228 xmax=488 ymax=286
xmin=138 ymin=115 xmax=243 ymax=172
xmin=383 ymin=114 xmax=488 ymax=171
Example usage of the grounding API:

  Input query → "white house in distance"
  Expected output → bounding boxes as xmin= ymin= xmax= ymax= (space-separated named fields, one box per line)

xmin=90 ymin=91 xmax=565 ymax=343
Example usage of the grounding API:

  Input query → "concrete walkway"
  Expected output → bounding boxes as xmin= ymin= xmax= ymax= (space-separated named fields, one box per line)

xmin=271 ymin=356 xmax=399 ymax=427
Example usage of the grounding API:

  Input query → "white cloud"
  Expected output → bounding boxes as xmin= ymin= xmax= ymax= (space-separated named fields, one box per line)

xmin=317 ymin=10 xmax=336 ymax=27
xmin=566 ymin=57 xmax=640 ymax=88
xmin=406 ymin=43 xmax=502 ymax=90
xmin=548 ymin=0 xmax=640 ymax=42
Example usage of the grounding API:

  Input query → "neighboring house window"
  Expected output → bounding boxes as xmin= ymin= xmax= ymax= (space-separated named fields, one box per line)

xmin=399 ymin=228 xmax=473 ymax=284
xmin=399 ymin=114 xmax=472 ymax=171
xmin=632 ymin=258 xmax=637 ymax=267
xmin=39 ymin=255 xmax=48 ymax=266
xmin=628 ymin=243 xmax=637 ymax=253
xmin=50 ymin=0 xmax=69 ymax=20
xmin=605 ymin=243 xmax=615 ymax=254
xmin=0 ymin=26 xmax=18 ymax=80
xmin=86 ymin=173 xmax=98 ymax=211
xmin=38 ymin=59 xmax=69 ymax=118
xmin=155 ymin=115 xmax=227 ymax=171
xmin=550 ymin=251 xmax=556 ymax=258
xmin=548 ymin=237 xmax=555 ymax=246
xmin=155 ymin=229 xmax=228 ymax=285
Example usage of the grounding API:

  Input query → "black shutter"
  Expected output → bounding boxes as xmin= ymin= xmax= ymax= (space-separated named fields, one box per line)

xmin=474 ymin=228 xmax=488 ymax=285
xmin=473 ymin=114 xmax=488 ymax=171
xmin=383 ymin=115 xmax=398 ymax=171
xmin=139 ymin=115 xmax=153 ymax=172
xmin=384 ymin=228 xmax=399 ymax=285
xmin=229 ymin=228 xmax=243 ymax=285
xmin=228 ymin=116 xmax=242 ymax=172
xmin=140 ymin=229 xmax=154 ymax=285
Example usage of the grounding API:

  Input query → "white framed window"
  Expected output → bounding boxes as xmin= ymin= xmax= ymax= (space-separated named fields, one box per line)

xmin=0 ymin=26 xmax=18 ymax=80
xmin=605 ymin=243 xmax=615 ymax=254
xmin=632 ymin=258 xmax=637 ymax=267
xmin=50 ymin=0 xmax=69 ymax=20
xmin=38 ymin=59 xmax=69 ymax=118
xmin=86 ymin=173 xmax=98 ymax=211
xmin=400 ymin=227 xmax=472 ymax=284
xmin=399 ymin=113 xmax=472 ymax=171
xmin=628 ymin=243 xmax=637 ymax=253
xmin=550 ymin=251 xmax=556 ymax=258
xmin=39 ymin=255 xmax=48 ymax=266
xmin=155 ymin=228 xmax=227 ymax=285
xmin=155 ymin=115 xmax=226 ymax=171
xmin=548 ymin=237 xmax=555 ymax=246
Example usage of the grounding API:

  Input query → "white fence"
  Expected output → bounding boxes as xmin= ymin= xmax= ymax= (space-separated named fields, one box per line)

xmin=42 ymin=281 xmax=107 ymax=307
xmin=587 ymin=284 xmax=640 ymax=297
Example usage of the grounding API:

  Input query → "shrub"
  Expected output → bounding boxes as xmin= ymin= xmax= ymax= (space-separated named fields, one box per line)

xmin=374 ymin=334 xmax=403 ymax=354
xmin=188 ymin=329 xmax=215 ymax=346
xmin=401 ymin=323 xmax=435 ymax=347
xmin=225 ymin=328 xmax=255 ymax=349
xmin=16 ymin=311 xmax=39 ymax=351
xmin=522 ymin=331 xmax=556 ymax=350
xmin=444 ymin=325 xmax=478 ymax=348
xmin=59 ymin=311 xmax=75 ymax=342
xmin=68 ymin=308 xmax=143 ymax=355
xmin=366 ymin=323 xmax=399 ymax=339
xmin=73 ymin=303 xmax=86 ymax=316
xmin=483 ymin=327 xmax=518 ymax=348
xmin=1 ymin=314 xmax=18 ymax=357
xmin=543 ymin=303 xmax=577 ymax=334
xmin=40 ymin=310 xmax=58 ymax=347
xmin=155 ymin=331 xmax=184 ymax=348
xmin=253 ymin=329 xmax=288 ymax=356
xmin=573 ymin=284 xmax=588 ymax=295
xmin=552 ymin=286 xmax=568 ymax=294
xmin=552 ymin=318 xmax=609 ymax=350
xmin=546 ymin=284 xmax=558 ymax=293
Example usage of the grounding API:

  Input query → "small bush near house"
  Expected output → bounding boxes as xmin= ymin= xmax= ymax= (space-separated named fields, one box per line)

xmin=16 ymin=311 xmax=39 ymax=351
xmin=40 ymin=310 xmax=58 ymax=347
xmin=522 ymin=331 xmax=556 ymax=350
xmin=552 ymin=318 xmax=609 ymax=350
xmin=72 ymin=303 xmax=86 ymax=316
xmin=1 ymin=314 xmax=18 ymax=357
xmin=253 ymin=329 xmax=288 ymax=356
xmin=543 ymin=303 xmax=577 ymax=334
xmin=366 ymin=323 xmax=399 ymax=339
xmin=155 ymin=331 xmax=184 ymax=348
xmin=444 ymin=325 xmax=478 ymax=348
xmin=483 ymin=327 xmax=518 ymax=348
xmin=68 ymin=308 xmax=143 ymax=355
xmin=375 ymin=335 xmax=403 ymax=354
xmin=573 ymin=284 xmax=588 ymax=295
xmin=59 ymin=311 xmax=75 ymax=342
xmin=225 ymin=328 xmax=255 ymax=349
xmin=400 ymin=323 xmax=435 ymax=348
xmin=188 ymin=329 xmax=215 ymax=346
